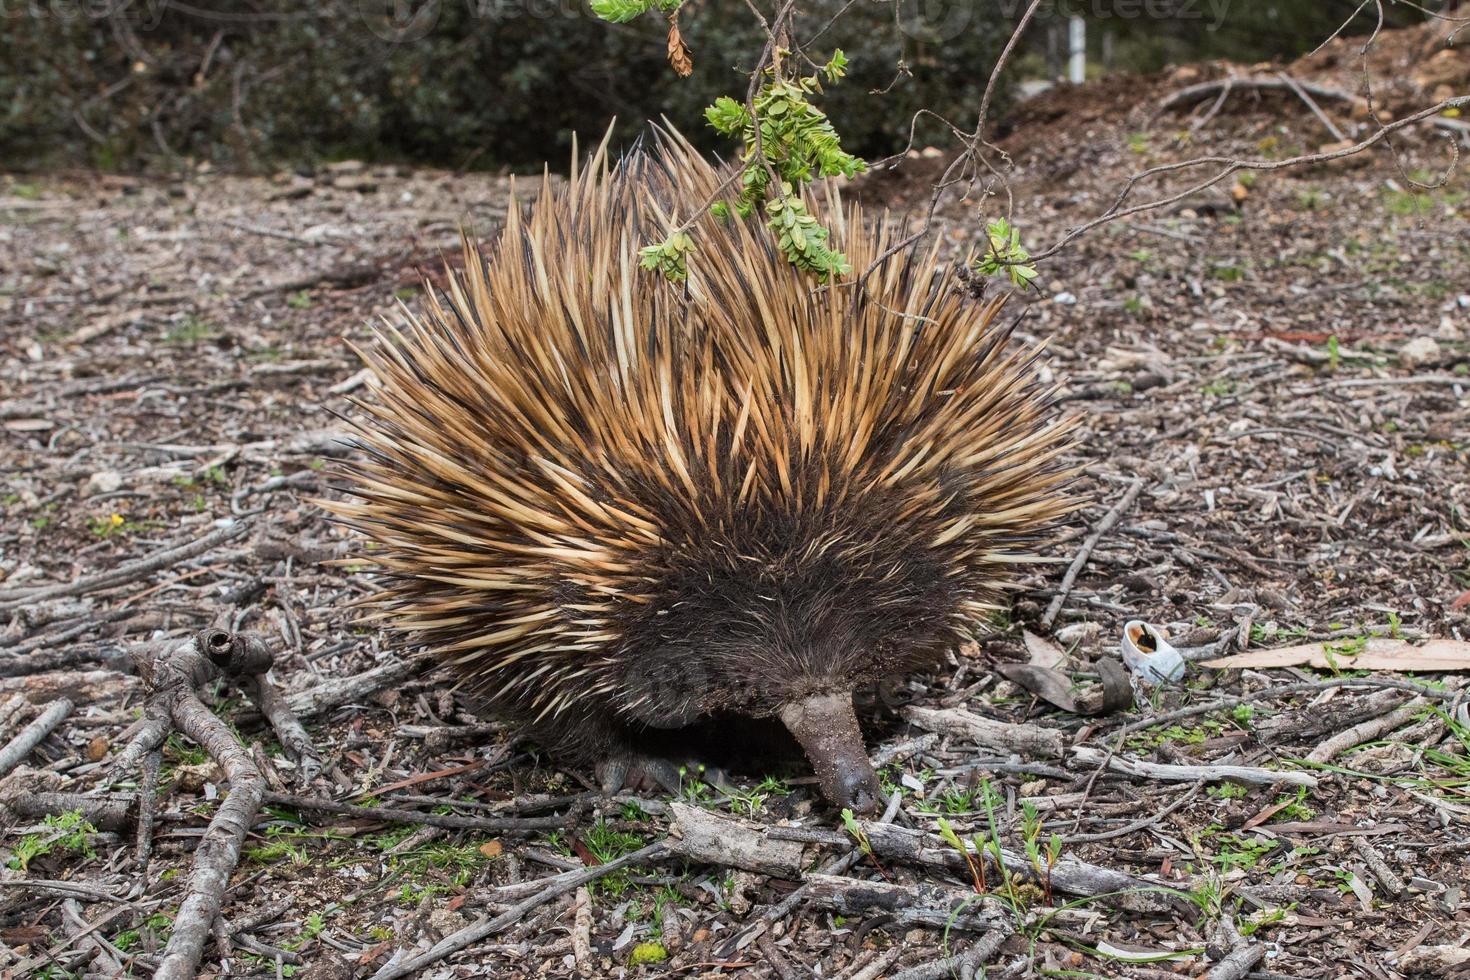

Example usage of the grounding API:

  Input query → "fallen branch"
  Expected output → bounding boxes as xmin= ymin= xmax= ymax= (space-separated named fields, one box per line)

xmin=0 ymin=786 xmax=137 ymax=831
xmin=903 ymin=705 xmax=1065 ymax=759
xmin=1158 ymin=75 xmax=1357 ymax=114
xmin=1203 ymin=940 xmax=1264 ymax=980
xmin=855 ymin=820 xmax=1183 ymax=913
xmin=888 ymin=923 xmax=1014 ymax=980
xmin=1274 ymin=71 xmax=1346 ymax=142
xmin=1305 ymin=697 xmax=1428 ymax=764
xmin=667 ymin=801 xmax=807 ymax=877
xmin=1071 ymin=746 xmax=1316 ymax=789
xmin=801 ymin=873 xmax=1007 ymax=932
xmin=287 ymin=657 xmax=424 ymax=719
xmin=111 ymin=628 xmax=319 ymax=980
xmin=263 ymin=790 xmax=572 ymax=833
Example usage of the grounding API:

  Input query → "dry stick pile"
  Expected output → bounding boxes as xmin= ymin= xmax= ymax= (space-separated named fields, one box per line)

xmin=0 ymin=489 xmax=1463 ymax=977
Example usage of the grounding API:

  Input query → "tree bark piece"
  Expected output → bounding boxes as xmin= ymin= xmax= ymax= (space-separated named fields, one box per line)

xmin=570 ymin=887 xmax=593 ymax=975
xmin=2 ymin=789 xmax=137 ymax=831
xmin=1351 ymin=837 xmax=1405 ymax=898
xmin=667 ymin=801 xmax=807 ymax=878
xmin=0 ymin=698 xmax=72 ymax=778
xmin=1071 ymin=746 xmax=1317 ymax=788
xmin=904 ymin=705 xmax=1065 ymax=758
xmin=0 ymin=669 xmax=137 ymax=705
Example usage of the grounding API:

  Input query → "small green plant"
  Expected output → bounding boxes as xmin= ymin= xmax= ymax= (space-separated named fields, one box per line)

xmin=1126 ymin=131 xmax=1150 ymax=154
xmin=1240 ymin=905 xmax=1292 ymax=937
xmin=677 ymin=764 xmax=714 ymax=804
xmin=88 ymin=512 xmax=138 ymax=538
xmin=841 ymin=807 xmax=872 ymax=855
xmin=974 ymin=217 xmax=1038 ymax=289
xmin=841 ymin=806 xmax=889 ymax=879
xmin=936 ymin=815 xmax=986 ymax=894
xmin=1273 ymin=787 xmax=1316 ymax=822
xmin=1019 ymin=801 xmax=1063 ymax=904
xmin=584 ymin=819 xmax=644 ymax=863
xmin=1325 ymin=335 xmax=1341 ymax=371
xmin=247 ymin=837 xmax=310 ymax=866
xmin=165 ymin=315 xmax=218 ymax=345
xmin=1296 ymin=188 xmax=1327 ymax=210
xmin=1208 ymin=833 xmax=1276 ymax=872
xmin=287 ymin=289 xmax=313 ymax=309
xmin=8 ymin=810 xmax=97 ymax=871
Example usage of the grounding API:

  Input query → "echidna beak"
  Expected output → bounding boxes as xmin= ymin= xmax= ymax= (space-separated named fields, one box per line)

xmin=778 ymin=691 xmax=882 ymax=815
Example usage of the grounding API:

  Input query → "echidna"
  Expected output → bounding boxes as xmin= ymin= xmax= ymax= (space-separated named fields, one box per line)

xmin=330 ymin=130 xmax=1075 ymax=812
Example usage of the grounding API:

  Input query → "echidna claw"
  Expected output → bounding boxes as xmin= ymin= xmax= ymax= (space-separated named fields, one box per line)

xmin=597 ymin=753 xmax=730 ymax=798
xmin=596 ymin=754 xmax=684 ymax=796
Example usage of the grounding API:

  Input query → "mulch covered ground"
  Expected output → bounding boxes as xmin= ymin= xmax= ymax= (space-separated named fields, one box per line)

xmin=1 ymin=17 xmax=1467 ymax=980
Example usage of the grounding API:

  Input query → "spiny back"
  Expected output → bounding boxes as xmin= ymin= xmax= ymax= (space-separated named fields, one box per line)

xmin=331 ymin=129 xmax=1076 ymax=730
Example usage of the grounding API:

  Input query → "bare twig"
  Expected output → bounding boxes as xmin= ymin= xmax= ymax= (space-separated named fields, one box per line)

xmin=0 ymin=521 xmax=249 ymax=611
xmin=0 ymin=698 xmax=73 ymax=779
xmin=1071 ymin=745 xmax=1317 ymax=788
xmin=1042 ymin=477 xmax=1145 ymax=629
xmin=369 ymin=841 xmax=671 ymax=980
xmin=1274 ymin=71 xmax=1348 ymax=142
xmin=262 ymin=790 xmax=571 ymax=832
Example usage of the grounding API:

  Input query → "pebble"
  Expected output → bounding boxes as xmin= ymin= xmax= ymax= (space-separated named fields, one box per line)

xmin=84 ymin=470 xmax=123 ymax=496
xmin=1400 ymin=335 xmax=1442 ymax=369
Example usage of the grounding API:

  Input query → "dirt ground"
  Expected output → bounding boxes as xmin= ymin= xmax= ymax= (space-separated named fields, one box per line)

xmin=1 ymin=18 xmax=1468 ymax=980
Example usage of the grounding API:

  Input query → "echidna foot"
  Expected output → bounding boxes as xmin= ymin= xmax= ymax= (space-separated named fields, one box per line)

xmin=596 ymin=753 xmax=730 ymax=798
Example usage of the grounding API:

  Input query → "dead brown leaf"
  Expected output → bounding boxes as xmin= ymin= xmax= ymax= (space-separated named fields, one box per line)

xmin=667 ymin=20 xmax=693 ymax=78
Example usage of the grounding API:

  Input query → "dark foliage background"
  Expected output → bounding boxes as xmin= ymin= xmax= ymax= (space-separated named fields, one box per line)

xmin=0 ymin=0 xmax=1445 ymax=173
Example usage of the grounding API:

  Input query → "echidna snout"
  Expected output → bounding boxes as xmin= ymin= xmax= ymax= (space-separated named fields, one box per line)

xmin=779 ymin=692 xmax=883 ymax=814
